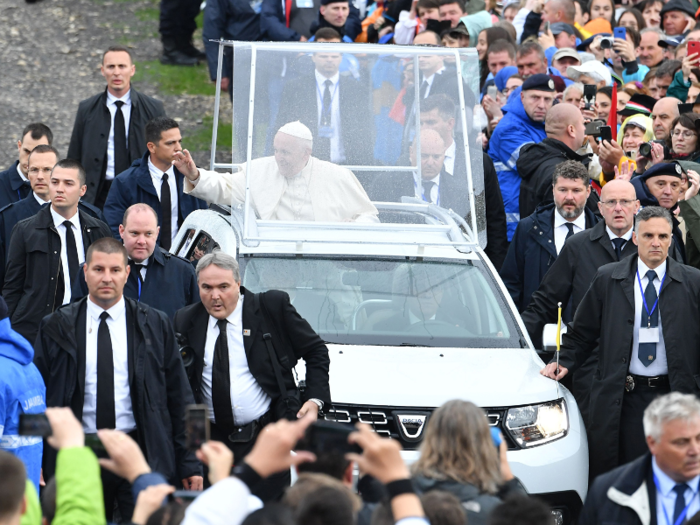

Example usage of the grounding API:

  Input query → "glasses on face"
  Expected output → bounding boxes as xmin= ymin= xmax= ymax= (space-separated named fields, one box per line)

xmin=672 ymin=129 xmax=696 ymax=139
xmin=28 ymin=167 xmax=52 ymax=175
xmin=600 ymin=199 xmax=636 ymax=208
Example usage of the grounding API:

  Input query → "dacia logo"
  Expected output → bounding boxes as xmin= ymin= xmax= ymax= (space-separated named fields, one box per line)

xmin=398 ymin=415 xmax=427 ymax=439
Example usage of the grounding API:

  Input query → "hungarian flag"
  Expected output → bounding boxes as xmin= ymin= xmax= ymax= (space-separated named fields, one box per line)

xmin=607 ymin=82 xmax=617 ymax=141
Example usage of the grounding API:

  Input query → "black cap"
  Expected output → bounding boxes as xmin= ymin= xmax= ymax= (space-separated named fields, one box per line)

xmin=320 ymin=0 xmax=348 ymax=5
xmin=522 ymin=73 xmax=556 ymax=92
xmin=550 ymin=22 xmax=576 ymax=36
xmin=660 ymin=0 xmax=695 ymax=18
xmin=617 ymin=94 xmax=657 ymax=117
xmin=640 ymin=162 xmax=684 ymax=182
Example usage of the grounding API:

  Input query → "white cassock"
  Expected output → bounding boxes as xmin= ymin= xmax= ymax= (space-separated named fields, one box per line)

xmin=184 ymin=156 xmax=379 ymax=223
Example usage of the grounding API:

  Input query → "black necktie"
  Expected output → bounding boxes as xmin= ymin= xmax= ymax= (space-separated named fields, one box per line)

xmin=63 ymin=220 xmax=79 ymax=287
xmin=129 ymin=260 xmax=144 ymax=283
xmin=419 ymin=79 xmax=429 ymax=100
xmin=316 ymin=80 xmax=333 ymax=161
xmin=212 ymin=319 xmax=235 ymax=430
xmin=612 ymin=238 xmax=626 ymax=261
xmin=673 ymin=484 xmax=689 ymax=524
xmin=639 ymin=269 xmax=659 ymax=366
xmin=20 ymin=180 xmax=31 ymax=199
xmin=422 ymin=180 xmax=436 ymax=203
xmin=113 ymin=100 xmax=129 ymax=176
xmin=565 ymin=223 xmax=575 ymax=242
xmin=321 ymin=79 xmax=332 ymax=127
xmin=160 ymin=173 xmax=172 ymax=251
xmin=96 ymin=311 xmax=116 ymax=430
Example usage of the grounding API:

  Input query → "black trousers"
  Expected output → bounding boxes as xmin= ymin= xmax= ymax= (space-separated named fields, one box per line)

xmin=619 ymin=381 xmax=671 ymax=466
xmin=210 ymin=421 xmax=291 ymax=502
xmin=159 ymin=0 xmax=200 ymax=39
xmin=93 ymin=429 xmax=139 ymax=523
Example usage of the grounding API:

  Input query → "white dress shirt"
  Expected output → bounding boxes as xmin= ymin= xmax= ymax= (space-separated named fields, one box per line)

xmin=33 ymin=192 xmax=48 ymax=206
xmin=553 ymin=210 xmax=586 ymax=254
xmin=629 ymin=257 xmax=668 ymax=376
xmin=106 ymin=90 xmax=132 ymax=180
xmin=129 ymin=256 xmax=148 ymax=281
xmin=652 ymin=457 xmax=700 ymax=525
xmin=50 ymin=207 xmax=85 ymax=305
xmin=201 ymin=295 xmax=271 ymax=426
xmin=314 ymin=70 xmax=345 ymax=163
xmin=606 ymin=225 xmax=634 ymax=250
xmin=16 ymin=163 xmax=28 ymax=183
xmin=443 ymin=141 xmax=456 ymax=176
xmin=147 ymin=157 xmax=179 ymax=245
xmin=82 ymin=297 xmax=135 ymax=433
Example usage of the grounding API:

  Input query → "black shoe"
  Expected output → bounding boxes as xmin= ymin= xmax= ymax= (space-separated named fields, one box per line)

xmin=182 ymin=42 xmax=207 ymax=61
xmin=160 ymin=48 xmax=199 ymax=66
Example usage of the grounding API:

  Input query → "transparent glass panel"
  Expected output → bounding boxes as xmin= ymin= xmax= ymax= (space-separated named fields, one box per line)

xmin=240 ymin=256 xmax=519 ymax=348
xmin=221 ymin=42 xmax=485 ymax=244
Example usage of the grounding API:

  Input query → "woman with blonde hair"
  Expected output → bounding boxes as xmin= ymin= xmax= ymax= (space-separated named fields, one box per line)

xmin=412 ymin=400 xmax=524 ymax=525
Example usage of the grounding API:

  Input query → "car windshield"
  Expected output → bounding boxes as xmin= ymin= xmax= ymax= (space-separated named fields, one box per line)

xmin=240 ymin=256 xmax=521 ymax=348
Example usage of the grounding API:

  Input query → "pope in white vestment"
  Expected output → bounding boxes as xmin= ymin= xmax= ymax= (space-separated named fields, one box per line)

xmin=180 ymin=122 xmax=379 ymax=223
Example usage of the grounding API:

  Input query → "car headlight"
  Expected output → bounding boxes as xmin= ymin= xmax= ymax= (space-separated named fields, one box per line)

xmin=505 ymin=399 xmax=568 ymax=448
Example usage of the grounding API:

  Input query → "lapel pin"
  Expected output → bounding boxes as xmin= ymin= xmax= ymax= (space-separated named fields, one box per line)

xmin=243 ymin=329 xmax=251 ymax=336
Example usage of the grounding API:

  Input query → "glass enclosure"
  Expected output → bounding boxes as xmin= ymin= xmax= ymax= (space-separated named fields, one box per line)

xmin=210 ymin=42 xmax=486 ymax=246
xmin=240 ymin=256 xmax=519 ymax=348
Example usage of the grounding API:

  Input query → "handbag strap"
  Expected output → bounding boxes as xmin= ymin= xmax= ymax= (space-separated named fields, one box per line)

xmin=258 ymin=292 xmax=291 ymax=400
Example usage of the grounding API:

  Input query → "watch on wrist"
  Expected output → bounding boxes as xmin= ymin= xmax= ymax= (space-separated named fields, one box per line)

xmin=310 ymin=398 xmax=324 ymax=415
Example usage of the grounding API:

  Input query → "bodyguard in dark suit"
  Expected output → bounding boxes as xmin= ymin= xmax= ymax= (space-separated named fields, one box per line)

xmin=500 ymin=161 xmax=598 ymax=313
xmin=67 ymin=46 xmax=166 ymax=208
xmin=579 ymin=393 xmax=700 ymax=525
xmin=173 ymin=251 xmax=331 ymax=500
xmin=275 ymin=45 xmax=369 ymax=165
xmin=73 ymin=203 xmax=199 ymax=319
xmin=541 ymin=206 xmax=700 ymax=480
xmin=0 ymin=123 xmax=53 ymax=209
xmin=522 ymin=180 xmax=639 ymax=423
xmin=103 ymin=118 xmax=208 ymax=250
xmin=372 ymin=129 xmax=469 ymax=217
xmin=4 ymin=160 xmax=112 ymax=344
xmin=34 ymin=237 xmax=202 ymax=522
xmin=0 ymin=146 xmax=105 ymax=294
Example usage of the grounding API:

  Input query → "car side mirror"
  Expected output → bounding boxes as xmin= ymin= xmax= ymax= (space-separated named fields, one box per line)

xmin=542 ymin=323 xmax=568 ymax=353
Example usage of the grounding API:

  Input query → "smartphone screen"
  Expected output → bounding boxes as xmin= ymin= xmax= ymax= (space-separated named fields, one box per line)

xmin=487 ymin=85 xmax=498 ymax=100
xmin=185 ymin=405 xmax=210 ymax=451
xmin=582 ymin=84 xmax=597 ymax=110
xmin=599 ymin=126 xmax=613 ymax=142
xmin=19 ymin=414 xmax=52 ymax=437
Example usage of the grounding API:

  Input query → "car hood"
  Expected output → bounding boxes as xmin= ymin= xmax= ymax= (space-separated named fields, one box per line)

xmin=322 ymin=345 xmax=562 ymax=408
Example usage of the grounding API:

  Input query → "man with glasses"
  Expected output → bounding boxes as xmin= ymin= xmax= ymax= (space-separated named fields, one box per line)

xmin=0 ymin=146 xmax=104 ymax=294
xmin=522 ymin=180 xmax=639 ymax=424
xmin=631 ymin=162 xmax=688 ymax=262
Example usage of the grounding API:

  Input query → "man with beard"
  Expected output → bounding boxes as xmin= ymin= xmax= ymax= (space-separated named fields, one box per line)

xmin=500 ymin=160 xmax=598 ymax=313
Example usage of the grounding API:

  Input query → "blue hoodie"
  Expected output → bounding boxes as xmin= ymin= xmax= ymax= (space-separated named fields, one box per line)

xmin=0 ymin=317 xmax=46 ymax=493
xmin=488 ymin=89 xmax=547 ymax=240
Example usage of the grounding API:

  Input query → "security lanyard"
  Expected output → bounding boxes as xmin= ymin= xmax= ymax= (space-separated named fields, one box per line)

xmin=137 ymin=277 xmax=141 ymax=302
xmin=636 ymin=269 xmax=666 ymax=328
xmin=413 ymin=177 xmax=440 ymax=206
xmin=654 ymin=473 xmax=699 ymax=525
xmin=316 ymin=79 xmax=339 ymax=121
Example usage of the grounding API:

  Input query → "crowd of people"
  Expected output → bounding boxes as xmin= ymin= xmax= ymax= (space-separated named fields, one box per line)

xmin=6 ymin=0 xmax=700 ymax=522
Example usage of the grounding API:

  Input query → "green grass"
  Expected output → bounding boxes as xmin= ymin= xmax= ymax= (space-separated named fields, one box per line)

xmin=135 ymin=6 xmax=159 ymax=20
xmin=133 ymin=61 xmax=216 ymax=96
xmin=186 ymin=116 xmax=233 ymax=152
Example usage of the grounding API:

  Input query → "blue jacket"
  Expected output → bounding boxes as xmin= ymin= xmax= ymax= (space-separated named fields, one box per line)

xmin=488 ymin=89 xmax=547 ymax=241
xmin=72 ymin=247 xmax=199 ymax=320
xmin=0 ymin=317 xmax=46 ymax=493
xmin=0 ymin=162 xmax=31 ymax=210
xmin=103 ymin=153 xmax=208 ymax=244
xmin=500 ymin=203 xmax=598 ymax=313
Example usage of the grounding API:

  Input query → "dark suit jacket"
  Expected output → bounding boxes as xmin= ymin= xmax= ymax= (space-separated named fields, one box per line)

xmin=34 ymin=297 xmax=200 ymax=483
xmin=67 ymin=88 xmax=166 ymax=204
xmin=0 ymin=195 xmax=105 ymax=294
xmin=275 ymin=73 xmax=370 ymax=165
xmin=0 ymin=161 xmax=31 ymax=209
xmin=4 ymin=206 xmax=111 ymax=343
xmin=558 ymin=255 xmax=700 ymax=479
xmin=173 ymin=288 xmax=331 ymax=422
xmin=371 ymin=168 xmax=469 ymax=219
xmin=103 ymin=152 xmax=208 ymax=242
xmin=72 ymin=247 xmax=199 ymax=320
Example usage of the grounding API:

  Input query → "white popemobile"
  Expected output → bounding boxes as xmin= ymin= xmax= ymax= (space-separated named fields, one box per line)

xmin=171 ymin=41 xmax=588 ymax=525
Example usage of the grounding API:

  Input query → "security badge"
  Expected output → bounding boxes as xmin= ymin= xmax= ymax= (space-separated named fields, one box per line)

xmin=243 ymin=329 xmax=251 ymax=336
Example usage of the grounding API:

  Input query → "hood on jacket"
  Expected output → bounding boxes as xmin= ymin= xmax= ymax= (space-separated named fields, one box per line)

xmin=0 ymin=317 xmax=35 ymax=365
xmin=459 ymin=11 xmax=492 ymax=47
xmin=619 ymin=115 xmax=655 ymax=156
xmin=500 ymin=89 xmax=546 ymax=134
xmin=495 ymin=66 xmax=519 ymax=92
xmin=517 ymin=138 xmax=589 ymax=183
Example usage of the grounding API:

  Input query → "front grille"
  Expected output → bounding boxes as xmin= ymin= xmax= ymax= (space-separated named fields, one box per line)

xmin=325 ymin=403 xmax=518 ymax=450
